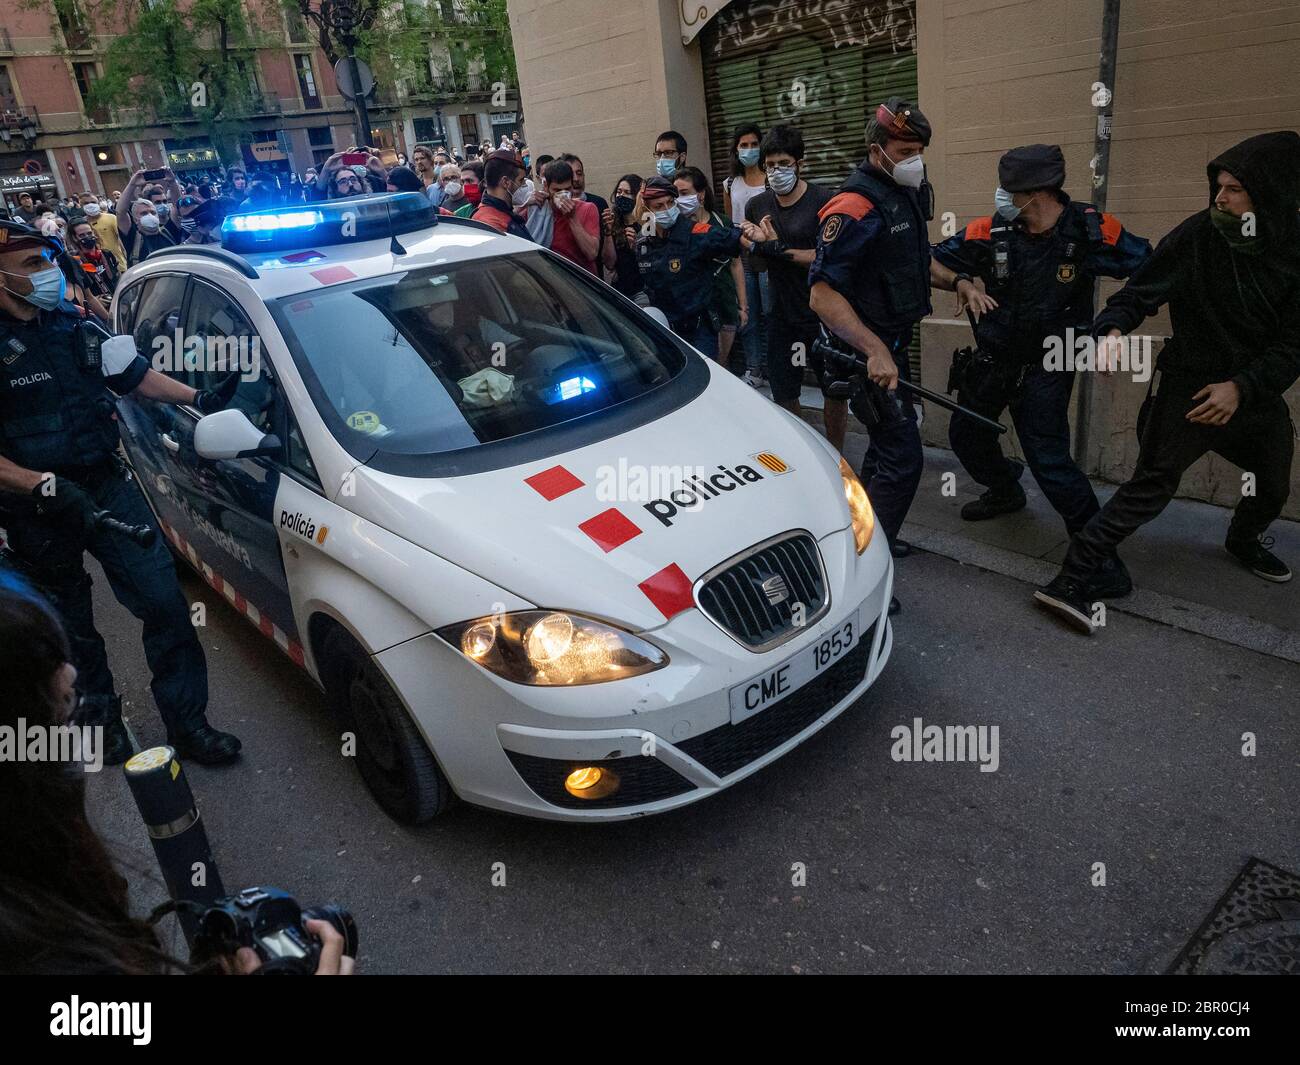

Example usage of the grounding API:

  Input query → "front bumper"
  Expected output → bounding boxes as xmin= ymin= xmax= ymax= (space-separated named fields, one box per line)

xmin=374 ymin=526 xmax=893 ymax=822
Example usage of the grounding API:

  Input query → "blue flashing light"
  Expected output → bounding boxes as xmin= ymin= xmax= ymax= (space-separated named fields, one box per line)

xmin=226 ymin=210 xmax=324 ymax=234
xmin=545 ymin=375 xmax=600 ymax=405
xmin=220 ymin=192 xmax=438 ymax=255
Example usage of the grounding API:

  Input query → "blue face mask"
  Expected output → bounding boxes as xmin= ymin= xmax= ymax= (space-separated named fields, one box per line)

xmin=654 ymin=206 xmax=680 ymax=228
xmin=2 ymin=264 xmax=66 ymax=310
xmin=655 ymin=157 xmax=678 ymax=178
xmin=995 ymin=187 xmax=1023 ymax=220
xmin=737 ymin=147 xmax=760 ymax=167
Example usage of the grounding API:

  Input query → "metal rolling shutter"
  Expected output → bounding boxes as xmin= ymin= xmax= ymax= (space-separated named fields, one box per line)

xmin=701 ymin=0 xmax=922 ymax=378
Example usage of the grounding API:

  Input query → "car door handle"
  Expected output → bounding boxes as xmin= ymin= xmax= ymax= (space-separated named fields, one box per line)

xmin=160 ymin=432 xmax=180 ymax=453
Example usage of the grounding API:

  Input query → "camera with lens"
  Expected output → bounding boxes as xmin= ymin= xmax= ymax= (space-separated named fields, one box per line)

xmin=192 ymin=886 xmax=358 ymax=975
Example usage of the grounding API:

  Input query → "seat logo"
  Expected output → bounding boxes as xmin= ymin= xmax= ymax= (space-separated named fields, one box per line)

xmin=760 ymin=575 xmax=789 ymax=605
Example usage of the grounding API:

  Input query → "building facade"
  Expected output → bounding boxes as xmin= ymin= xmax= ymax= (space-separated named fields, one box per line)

xmin=0 ymin=0 xmax=521 ymax=207
xmin=507 ymin=0 xmax=1300 ymax=515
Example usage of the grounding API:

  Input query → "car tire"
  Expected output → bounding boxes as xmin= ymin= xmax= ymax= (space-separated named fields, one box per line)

xmin=322 ymin=630 xmax=452 ymax=824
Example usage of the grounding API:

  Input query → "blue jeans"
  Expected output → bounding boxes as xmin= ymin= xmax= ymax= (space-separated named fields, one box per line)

xmin=858 ymin=333 xmax=924 ymax=548
xmin=949 ymin=363 xmax=1100 ymax=536
xmin=738 ymin=268 xmax=768 ymax=372
xmin=2 ymin=464 xmax=209 ymax=738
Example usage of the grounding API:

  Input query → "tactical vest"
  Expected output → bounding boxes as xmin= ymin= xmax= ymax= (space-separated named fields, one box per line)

xmin=636 ymin=215 xmax=715 ymax=326
xmin=0 ymin=309 xmax=122 ymax=473
xmin=837 ymin=165 xmax=932 ymax=333
xmin=978 ymin=197 xmax=1106 ymax=360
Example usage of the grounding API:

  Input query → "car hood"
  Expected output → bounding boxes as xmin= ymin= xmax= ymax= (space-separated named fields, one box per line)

xmin=346 ymin=365 xmax=852 ymax=632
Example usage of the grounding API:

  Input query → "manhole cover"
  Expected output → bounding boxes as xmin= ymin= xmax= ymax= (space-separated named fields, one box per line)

xmin=1169 ymin=858 xmax=1300 ymax=975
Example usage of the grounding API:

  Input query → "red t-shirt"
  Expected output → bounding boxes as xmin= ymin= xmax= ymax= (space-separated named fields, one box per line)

xmin=548 ymin=198 xmax=599 ymax=273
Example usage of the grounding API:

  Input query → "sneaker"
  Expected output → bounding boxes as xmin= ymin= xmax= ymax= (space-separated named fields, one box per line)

xmin=1033 ymin=575 xmax=1099 ymax=634
xmin=174 ymin=725 xmax=243 ymax=766
xmin=741 ymin=370 xmax=764 ymax=389
xmin=1225 ymin=534 xmax=1292 ymax=582
xmin=1089 ymin=555 xmax=1133 ymax=599
xmin=961 ymin=484 xmax=1027 ymax=522
xmin=890 ymin=539 xmax=913 ymax=559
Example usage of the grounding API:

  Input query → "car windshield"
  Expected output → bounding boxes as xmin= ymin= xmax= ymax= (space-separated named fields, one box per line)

xmin=270 ymin=251 xmax=686 ymax=458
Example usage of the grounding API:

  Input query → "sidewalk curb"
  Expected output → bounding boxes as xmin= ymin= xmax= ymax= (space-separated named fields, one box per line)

xmin=899 ymin=523 xmax=1300 ymax=665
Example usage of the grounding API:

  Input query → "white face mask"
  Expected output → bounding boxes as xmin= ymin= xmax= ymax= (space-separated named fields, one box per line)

xmin=676 ymin=193 xmax=700 ymax=214
xmin=877 ymin=146 xmax=925 ymax=189
xmin=83 ymin=203 xmax=102 ymax=217
xmin=138 ymin=213 xmax=161 ymax=232
xmin=445 ymin=181 xmax=463 ymax=199
xmin=512 ymin=182 xmax=531 ymax=206
xmin=768 ymin=165 xmax=798 ymax=195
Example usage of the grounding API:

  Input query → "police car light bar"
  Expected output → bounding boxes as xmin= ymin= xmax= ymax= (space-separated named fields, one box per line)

xmin=220 ymin=192 xmax=438 ymax=254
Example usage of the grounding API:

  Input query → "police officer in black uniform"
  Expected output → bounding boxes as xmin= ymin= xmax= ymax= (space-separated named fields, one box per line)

xmin=931 ymin=145 xmax=1151 ymax=561
xmin=0 ymin=218 xmax=242 ymax=765
xmin=631 ymin=176 xmax=785 ymax=349
xmin=809 ymin=99 xmax=935 ymax=607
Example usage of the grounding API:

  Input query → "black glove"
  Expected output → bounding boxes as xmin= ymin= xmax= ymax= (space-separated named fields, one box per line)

xmin=194 ymin=370 xmax=241 ymax=415
xmin=32 ymin=475 xmax=96 ymax=536
xmin=749 ymin=238 xmax=789 ymax=260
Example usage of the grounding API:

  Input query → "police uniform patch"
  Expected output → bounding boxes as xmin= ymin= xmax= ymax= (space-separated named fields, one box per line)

xmin=4 ymin=338 xmax=26 ymax=366
xmin=821 ymin=216 xmax=843 ymax=244
xmin=1057 ymin=263 xmax=1076 ymax=283
xmin=669 ymin=257 xmax=682 ymax=273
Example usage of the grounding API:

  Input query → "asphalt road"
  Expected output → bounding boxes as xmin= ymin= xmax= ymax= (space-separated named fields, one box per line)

xmin=85 ymin=549 xmax=1299 ymax=974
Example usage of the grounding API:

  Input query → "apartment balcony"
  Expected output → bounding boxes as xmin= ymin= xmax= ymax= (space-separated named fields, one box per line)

xmin=0 ymin=27 xmax=14 ymax=54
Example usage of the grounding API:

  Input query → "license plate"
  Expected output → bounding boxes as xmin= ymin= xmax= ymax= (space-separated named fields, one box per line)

xmin=728 ymin=603 xmax=865 ymax=725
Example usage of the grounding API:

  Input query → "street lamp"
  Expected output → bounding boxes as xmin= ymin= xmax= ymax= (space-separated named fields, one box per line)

xmin=321 ymin=0 xmax=376 ymax=148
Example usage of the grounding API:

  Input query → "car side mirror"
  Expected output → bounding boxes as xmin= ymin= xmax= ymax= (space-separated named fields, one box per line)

xmin=642 ymin=306 xmax=670 ymax=331
xmin=194 ymin=408 xmax=281 ymax=460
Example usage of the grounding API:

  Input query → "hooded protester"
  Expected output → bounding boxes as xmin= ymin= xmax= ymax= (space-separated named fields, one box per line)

xmin=1035 ymin=130 xmax=1300 ymax=633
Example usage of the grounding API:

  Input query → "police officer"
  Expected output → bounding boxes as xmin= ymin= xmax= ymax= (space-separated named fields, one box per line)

xmin=1036 ymin=130 xmax=1300 ymax=633
xmin=809 ymin=98 xmax=934 ymax=604
xmin=931 ymin=145 xmax=1151 ymax=564
xmin=631 ymin=176 xmax=784 ymax=352
xmin=0 ymin=218 xmax=242 ymax=765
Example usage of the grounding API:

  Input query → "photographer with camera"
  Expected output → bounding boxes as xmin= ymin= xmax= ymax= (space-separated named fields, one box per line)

xmin=0 ymin=576 xmax=356 ymax=975
xmin=0 ymin=218 xmax=242 ymax=767
xmin=931 ymin=145 xmax=1150 ymax=552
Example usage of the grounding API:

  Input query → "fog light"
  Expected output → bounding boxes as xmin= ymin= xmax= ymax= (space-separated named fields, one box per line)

xmin=564 ymin=765 xmax=620 ymax=800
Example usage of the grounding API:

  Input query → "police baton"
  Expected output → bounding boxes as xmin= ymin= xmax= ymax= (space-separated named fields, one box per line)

xmin=92 ymin=509 xmax=156 ymax=548
xmin=813 ymin=333 xmax=1008 ymax=436
xmin=123 ymin=747 xmax=225 ymax=945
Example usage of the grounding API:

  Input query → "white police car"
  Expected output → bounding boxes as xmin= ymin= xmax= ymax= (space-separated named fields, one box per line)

xmin=112 ymin=193 xmax=894 ymax=823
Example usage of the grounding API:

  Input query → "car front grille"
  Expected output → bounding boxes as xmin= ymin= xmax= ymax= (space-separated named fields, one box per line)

xmin=695 ymin=531 xmax=829 ymax=651
xmin=504 ymin=750 xmax=696 ymax=810
xmin=677 ymin=627 xmax=874 ymax=779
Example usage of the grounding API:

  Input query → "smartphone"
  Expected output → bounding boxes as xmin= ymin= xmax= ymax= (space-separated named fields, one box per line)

xmin=341 ymin=152 xmax=368 ymax=167
xmin=143 ymin=168 xmax=166 ymax=181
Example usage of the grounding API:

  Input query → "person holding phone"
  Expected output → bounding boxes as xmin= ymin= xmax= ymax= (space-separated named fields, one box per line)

xmin=115 ymin=167 xmax=182 ymax=266
xmin=311 ymin=149 xmax=387 ymax=201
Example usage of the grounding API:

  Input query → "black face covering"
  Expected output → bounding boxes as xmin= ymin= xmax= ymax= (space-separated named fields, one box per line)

xmin=77 ymin=235 xmax=97 ymax=249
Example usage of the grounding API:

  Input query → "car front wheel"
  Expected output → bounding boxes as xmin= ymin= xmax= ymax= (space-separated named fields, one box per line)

xmin=323 ymin=629 xmax=452 ymax=824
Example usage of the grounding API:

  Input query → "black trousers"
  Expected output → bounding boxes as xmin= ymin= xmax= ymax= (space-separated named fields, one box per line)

xmin=1062 ymin=377 xmax=1295 ymax=577
xmin=950 ymin=362 xmax=1100 ymax=536
xmin=1 ymin=464 xmax=209 ymax=739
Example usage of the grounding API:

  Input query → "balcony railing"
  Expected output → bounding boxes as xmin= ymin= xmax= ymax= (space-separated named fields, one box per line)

xmin=0 ymin=27 xmax=14 ymax=54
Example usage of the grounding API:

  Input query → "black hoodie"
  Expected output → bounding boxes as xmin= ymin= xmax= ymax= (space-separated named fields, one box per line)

xmin=1092 ymin=130 xmax=1300 ymax=405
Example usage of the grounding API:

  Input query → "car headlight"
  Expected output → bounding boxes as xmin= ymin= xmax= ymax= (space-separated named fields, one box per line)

xmin=839 ymin=457 xmax=875 ymax=553
xmin=436 ymin=610 xmax=668 ymax=686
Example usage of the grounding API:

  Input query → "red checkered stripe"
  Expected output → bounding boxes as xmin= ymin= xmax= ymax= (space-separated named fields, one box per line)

xmin=159 ymin=520 xmax=306 ymax=668
xmin=524 ymin=464 xmax=694 ymax=621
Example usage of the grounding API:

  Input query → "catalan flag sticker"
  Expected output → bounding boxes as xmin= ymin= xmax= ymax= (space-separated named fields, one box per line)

xmin=752 ymin=451 xmax=792 ymax=475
